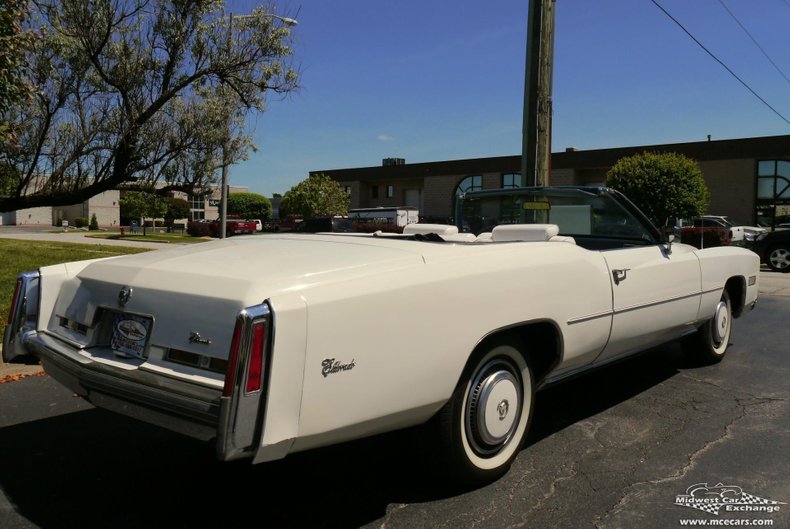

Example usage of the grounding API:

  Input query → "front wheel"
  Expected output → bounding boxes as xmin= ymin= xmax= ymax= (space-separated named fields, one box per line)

xmin=682 ymin=291 xmax=732 ymax=364
xmin=767 ymin=244 xmax=790 ymax=272
xmin=435 ymin=343 xmax=533 ymax=485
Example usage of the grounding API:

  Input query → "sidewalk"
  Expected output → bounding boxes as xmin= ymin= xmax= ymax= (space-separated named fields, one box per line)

xmin=0 ymin=229 xmax=174 ymax=250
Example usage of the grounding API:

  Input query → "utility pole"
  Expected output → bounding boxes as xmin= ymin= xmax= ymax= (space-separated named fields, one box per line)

xmin=220 ymin=12 xmax=235 ymax=240
xmin=521 ymin=0 xmax=556 ymax=187
xmin=220 ymin=11 xmax=297 ymax=238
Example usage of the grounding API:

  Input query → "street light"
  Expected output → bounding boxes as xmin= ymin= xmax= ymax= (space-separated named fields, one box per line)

xmin=220 ymin=12 xmax=298 ymax=238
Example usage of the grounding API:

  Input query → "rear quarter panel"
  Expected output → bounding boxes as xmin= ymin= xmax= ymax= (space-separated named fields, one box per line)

xmin=285 ymin=241 xmax=613 ymax=452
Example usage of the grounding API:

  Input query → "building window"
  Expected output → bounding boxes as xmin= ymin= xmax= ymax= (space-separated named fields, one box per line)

xmin=371 ymin=185 xmax=379 ymax=199
xmin=386 ymin=185 xmax=394 ymax=198
xmin=502 ymin=173 xmax=523 ymax=188
xmin=455 ymin=175 xmax=482 ymax=197
xmin=758 ymin=160 xmax=790 ymax=199
xmin=756 ymin=160 xmax=790 ymax=227
xmin=188 ymin=194 xmax=205 ymax=221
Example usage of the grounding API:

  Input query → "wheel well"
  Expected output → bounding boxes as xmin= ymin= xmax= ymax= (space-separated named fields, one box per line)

xmin=725 ymin=276 xmax=746 ymax=318
xmin=475 ymin=321 xmax=561 ymax=386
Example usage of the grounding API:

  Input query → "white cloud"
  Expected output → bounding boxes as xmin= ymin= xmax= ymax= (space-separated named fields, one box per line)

xmin=377 ymin=134 xmax=395 ymax=142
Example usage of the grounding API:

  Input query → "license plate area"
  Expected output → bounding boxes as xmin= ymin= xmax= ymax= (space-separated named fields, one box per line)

xmin=108 ymin=312 xmax=153 ymax=359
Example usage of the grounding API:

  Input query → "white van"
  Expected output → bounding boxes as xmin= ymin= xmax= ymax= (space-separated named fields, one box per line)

xmin=348 ymin=207 xmax=419 ymax=227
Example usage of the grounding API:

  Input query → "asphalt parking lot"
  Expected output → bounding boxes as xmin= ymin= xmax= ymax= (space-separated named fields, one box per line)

xmin=1 ymin=279 xmax=788 ymax=529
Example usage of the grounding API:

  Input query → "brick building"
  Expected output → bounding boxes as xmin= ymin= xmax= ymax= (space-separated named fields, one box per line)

xmin=315 ymin=134 xmax=790 ymax=227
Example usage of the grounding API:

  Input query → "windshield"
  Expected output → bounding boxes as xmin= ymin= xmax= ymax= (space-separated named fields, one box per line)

xmin=458 ymin=187 xmax=658 ymax=244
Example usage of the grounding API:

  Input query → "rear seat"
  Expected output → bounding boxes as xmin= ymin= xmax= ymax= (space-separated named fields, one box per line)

xmin=490 ymin=224 xmax=575 ymax=244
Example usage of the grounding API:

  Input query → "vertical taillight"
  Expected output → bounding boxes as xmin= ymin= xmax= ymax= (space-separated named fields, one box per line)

xmin=7 ymin=278 xmax=22 ymax=325
xmin=223 ymin=317 xmax=267 ymax=397
xmin=223 ymin=319 xmax=243 ymax=397
xmin=246 ymin=322 xmax=266 ymax=393
xmin=216 ymin=303 xmax=271 ymax=461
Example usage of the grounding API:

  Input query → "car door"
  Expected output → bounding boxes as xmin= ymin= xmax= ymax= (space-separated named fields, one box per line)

xmin=597 ymin=242 xmax=701 ymax=362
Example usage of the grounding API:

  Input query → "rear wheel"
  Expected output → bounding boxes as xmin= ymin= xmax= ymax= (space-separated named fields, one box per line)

xmin=766 ymin=244 xmax=790 ymax=272
xmin=682 ymin=291 xmax=732 ymax=364
xmin=436 ymin=342 xmax=533 ymax=485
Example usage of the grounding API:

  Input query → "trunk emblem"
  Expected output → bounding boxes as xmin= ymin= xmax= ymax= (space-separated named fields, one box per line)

xmin=189 ymin=332 xmax=212 ymax=345
xmin=118 ymin=286 xmax=133 ymax=307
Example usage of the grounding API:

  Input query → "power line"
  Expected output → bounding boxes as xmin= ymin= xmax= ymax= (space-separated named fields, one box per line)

xmin=650 ymin=0 xmax=790 ymax=127
xmin=718 ymin=0 xmax=790 ymax=86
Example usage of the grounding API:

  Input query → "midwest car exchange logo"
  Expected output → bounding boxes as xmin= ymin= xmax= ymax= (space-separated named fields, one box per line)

xmin=675 ymin=482 xmax=785 ymax=515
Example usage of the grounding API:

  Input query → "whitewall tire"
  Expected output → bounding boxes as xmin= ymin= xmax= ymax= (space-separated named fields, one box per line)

xmin=683 ymin=291 xmax=732 ymax=364
xmin=436 ymin=342 xmax=534 ymax=485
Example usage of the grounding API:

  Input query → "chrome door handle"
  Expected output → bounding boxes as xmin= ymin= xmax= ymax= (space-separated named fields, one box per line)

xmin=612 ymin=268 xmax=631 ymax=285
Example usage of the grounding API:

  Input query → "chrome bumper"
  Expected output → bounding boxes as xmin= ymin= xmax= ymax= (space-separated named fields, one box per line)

xmin=24 ymin=331 xmax=223 ymax=442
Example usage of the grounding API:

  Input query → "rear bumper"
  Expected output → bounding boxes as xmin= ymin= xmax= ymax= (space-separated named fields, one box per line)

xmin=24 ymin=331 xmax=223 ymax=442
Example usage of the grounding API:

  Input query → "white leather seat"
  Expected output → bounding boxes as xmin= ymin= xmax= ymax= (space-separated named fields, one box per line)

xmin=491 ymin=224 xmax=560 ymax=242
xmin=402 ymin=224 xmax=459 ymax=236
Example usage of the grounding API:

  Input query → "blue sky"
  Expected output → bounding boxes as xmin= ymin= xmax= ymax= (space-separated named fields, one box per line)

xmin=227 ymin=0 xmax=790 ymax=196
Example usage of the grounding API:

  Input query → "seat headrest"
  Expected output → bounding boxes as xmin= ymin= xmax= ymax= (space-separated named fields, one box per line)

xmin=491 ymin=224 xmax=560 ymax=242
xmin=402 ymin=224 xmax=459 ymax=236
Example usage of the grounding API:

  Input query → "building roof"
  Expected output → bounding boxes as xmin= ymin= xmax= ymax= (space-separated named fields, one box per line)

xmin=552 ymin=134 xmax=790 ymax=170
xmin=315 ymin=134 xmax=790 ymax=182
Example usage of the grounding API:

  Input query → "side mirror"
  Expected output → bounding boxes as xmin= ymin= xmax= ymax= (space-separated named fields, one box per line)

xmin=662 ymin=226 xmax=675 ymax=254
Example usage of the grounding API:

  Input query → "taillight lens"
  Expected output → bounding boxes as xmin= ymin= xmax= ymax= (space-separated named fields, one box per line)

xmin=223 ymin=319 xmax=243 ymax=397
xmin=246 ymin=322 xmax=266 ymax=393
xmin=7 ymin=278 xmax=22 ymax=325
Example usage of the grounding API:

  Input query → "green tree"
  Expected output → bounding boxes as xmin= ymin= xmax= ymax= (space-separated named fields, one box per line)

xmin=89 ymin=212 xmax=99 ymax=230
xmin=227 ymin=192 xmax=272 ymax=220
xmin=0 ymin=0 xmax=33 ymax=145
xmin=0 ymin=1 xmax=298 ymax=212
xmin=279 ymin=174 xmax=350 ymax=218
xmin=119 ymin=191 xmax=168 ymax=236
xmin=605 ymin=152 xmax=710 ymax=224
xmin=163 ymin=197 xmax=191 ymax=232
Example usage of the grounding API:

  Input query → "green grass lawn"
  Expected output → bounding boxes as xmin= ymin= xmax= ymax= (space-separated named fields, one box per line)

xmin=84 ymin=232 xmax=208 ymax=244
xmin=0 ymin=240 xmax=150 ymax=340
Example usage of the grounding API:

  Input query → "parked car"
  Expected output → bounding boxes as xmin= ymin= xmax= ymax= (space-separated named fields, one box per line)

xmin=187 ymin=217 xmax=256 ymax=238
xmin=3 ymin=186 xmax=759 ymax=485
xmin=292 ymin=216 xmax=356 ymax=233
xmin=278 ymin=214 xmax=303 ymax=231
xmin=677 ymin=217 xmax=732 ymax=248
xmin=248 ymin=219 xmax=263 ymax=232
xmin=750 ymin=228 xmax=790 ymax=272
xmin=263 ymin=220 xmax=280 ymax=232
xmin=701 ymin=215 xmax=766 ymax=243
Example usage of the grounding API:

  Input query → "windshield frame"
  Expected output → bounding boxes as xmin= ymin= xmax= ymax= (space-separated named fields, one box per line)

xmin=455 ymin=186 xmax=662 ymax=244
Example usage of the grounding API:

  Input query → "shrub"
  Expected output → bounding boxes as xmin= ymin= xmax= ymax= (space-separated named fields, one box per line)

xmin=605 ymin=152 xmax=709 ymax=225
xmin=227 ymin=192 xmax=272 ymax=220
xmin=74 ymin=216 xmax=89 ymax=228
xmin=89 ymin=213 xmax=99 ymax=230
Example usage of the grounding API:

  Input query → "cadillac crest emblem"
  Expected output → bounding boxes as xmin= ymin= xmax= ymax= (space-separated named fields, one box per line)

xmin=118 ymin=286 xmax=133 ymax=307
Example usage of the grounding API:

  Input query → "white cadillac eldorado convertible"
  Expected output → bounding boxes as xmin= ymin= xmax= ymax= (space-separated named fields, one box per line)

xmin=3 ymin=187 xmax=759 ymax=484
